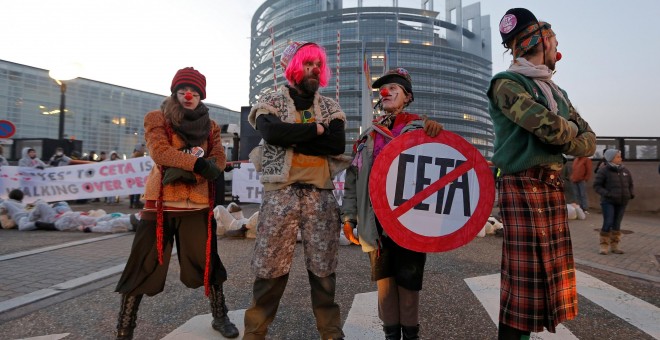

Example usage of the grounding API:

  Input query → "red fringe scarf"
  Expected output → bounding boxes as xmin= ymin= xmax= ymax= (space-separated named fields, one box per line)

xmin=157 ymin=122 xmax=216 ymax=296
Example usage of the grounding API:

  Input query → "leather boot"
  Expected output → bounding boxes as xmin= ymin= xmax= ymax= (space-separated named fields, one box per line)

xmin=116 ymin=294 xmax=142 ymax=340
xmin=401 ymin=324 xmax=419 ymax=340
xmin=244 ymin=274 xmax=289 ymax=340
xmin=599 ymin=231 xmax=610 ymax=255
xmin=209 ymin=284 xmax=239 ymax=338
xmin=610 ymin=231 xmax=624 ymax=254
xmin=35 ymin=221 xmax=57 ymax=230
xmin=383 ymin=324 xmax=401 ymax=340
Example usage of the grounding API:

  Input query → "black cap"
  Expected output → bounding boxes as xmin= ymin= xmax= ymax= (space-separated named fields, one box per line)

xmin=372 ymin=67 xmax=414 ymax=101
xmin=499 ymin=8 xmax=538 ymax=45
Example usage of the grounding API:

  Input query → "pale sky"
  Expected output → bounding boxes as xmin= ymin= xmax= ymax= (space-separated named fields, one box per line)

xmin=1 ymin=0 xmax=659 ymax=137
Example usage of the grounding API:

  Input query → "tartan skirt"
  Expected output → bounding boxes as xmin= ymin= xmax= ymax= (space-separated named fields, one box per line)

xmin=498 ymin=166 xmax=578 ymax=333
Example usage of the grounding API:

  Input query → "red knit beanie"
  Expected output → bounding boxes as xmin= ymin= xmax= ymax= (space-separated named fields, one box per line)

xmin=170 ymin=67 xmax=206 ymax=100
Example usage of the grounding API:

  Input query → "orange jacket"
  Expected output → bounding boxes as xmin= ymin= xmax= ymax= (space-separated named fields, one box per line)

xmin=143 ymin=109 xmax=225 ymax=204
xmin=570 ymin=157 xmax=592 ymax=182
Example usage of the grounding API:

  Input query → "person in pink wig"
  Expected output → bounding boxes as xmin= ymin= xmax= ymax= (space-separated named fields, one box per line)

xmin=244 ymin=41 xmax=349 ymax=340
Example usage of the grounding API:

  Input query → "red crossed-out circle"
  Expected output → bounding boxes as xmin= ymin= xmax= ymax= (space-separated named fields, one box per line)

xmin=0 ymin=120 xmax=16 ymax=139
xmin=369 ymin=130 xmax=495 ymax=253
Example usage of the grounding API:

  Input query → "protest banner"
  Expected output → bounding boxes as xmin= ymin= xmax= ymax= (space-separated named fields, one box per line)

xmin=231 ymin=162 xmax=345 ymax=205
xmin=0 ymin=158 xmax=153 ymax=203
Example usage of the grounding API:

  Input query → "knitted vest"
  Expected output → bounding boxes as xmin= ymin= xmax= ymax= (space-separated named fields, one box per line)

xmin=488 ymin=71 xmax=569 ymax=174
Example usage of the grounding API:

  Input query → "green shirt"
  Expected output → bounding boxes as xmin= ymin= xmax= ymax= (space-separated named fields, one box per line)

xmin=487 ymin=71 xmax=596 ymax=174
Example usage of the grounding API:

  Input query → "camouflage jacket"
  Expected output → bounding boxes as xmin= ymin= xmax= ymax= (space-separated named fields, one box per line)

xmin=488 ymin=71 xmax=596 ymax=174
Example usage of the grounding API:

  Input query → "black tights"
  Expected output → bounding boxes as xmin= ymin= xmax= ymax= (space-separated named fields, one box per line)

xmin=498 ymin=322 xmax=531 ymax=340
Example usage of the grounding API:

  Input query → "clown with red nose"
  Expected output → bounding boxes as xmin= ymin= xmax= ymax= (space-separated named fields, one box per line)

xmin=340 ymin=67 xmax=443 ymax=340
xmin=488 ymin=7 xmax=596 ymax=339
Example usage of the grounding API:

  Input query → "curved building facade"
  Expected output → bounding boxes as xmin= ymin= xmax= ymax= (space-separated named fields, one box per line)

xmin=249 ymin=0 xmax=493 ymax=156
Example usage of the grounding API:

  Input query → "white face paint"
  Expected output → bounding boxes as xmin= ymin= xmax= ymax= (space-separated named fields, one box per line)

xmin=379 ymin=83 xmax=410 ymax=114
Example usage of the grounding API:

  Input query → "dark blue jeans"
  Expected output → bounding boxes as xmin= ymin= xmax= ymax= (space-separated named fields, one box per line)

xmin=600 ymin=202 xmax=627 ymax=232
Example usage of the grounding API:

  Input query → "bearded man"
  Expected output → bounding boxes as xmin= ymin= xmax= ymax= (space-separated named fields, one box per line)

xmin=243 ymin=41 xmax=349 ymax=340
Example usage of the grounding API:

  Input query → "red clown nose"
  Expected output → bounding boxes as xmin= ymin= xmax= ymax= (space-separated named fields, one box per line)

xmin=380 ymin=88 xmax=389 ymax=97
xmin=556 ymin=51 xmax=562 ymax=61
xmin=312 ymin=67 xmax=320 ymax=76
xmin=184 ymin=92 xmax=193 ymax=101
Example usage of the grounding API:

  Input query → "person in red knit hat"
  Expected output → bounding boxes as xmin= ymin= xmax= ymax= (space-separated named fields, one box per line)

xmin=113 ymin=67 xmax=239 ymax=339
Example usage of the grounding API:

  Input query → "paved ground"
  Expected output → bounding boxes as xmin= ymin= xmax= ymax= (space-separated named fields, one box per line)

xmin=0 ymin=200 xmax=658 ymax=339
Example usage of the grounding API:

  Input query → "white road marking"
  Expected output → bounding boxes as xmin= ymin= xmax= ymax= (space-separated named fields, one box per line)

xmin=576 ymin=271 xmax=660 ymax=339
xmin=465 ymin=271 xmax=660 ymax=339
xmin=464 ymin=273 xmax=577 ymax=339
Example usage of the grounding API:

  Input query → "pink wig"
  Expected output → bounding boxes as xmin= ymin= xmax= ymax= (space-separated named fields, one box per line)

xmin=284 ymin=44 xmax=330 ymax=87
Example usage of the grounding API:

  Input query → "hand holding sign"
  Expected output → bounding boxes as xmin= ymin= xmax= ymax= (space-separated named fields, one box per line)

xmin=369 ymin=130 xmax=495 ymax=252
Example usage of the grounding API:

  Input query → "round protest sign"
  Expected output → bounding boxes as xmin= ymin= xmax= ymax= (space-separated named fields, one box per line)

xmin=369 ymin=130 xmax=495 ymax=252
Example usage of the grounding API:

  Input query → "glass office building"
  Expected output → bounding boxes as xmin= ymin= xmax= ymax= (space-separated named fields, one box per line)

xmin=0 ymin=59 xmax=239 ymax=160
xmin=249 ymin=0 xmax=493 ymax=156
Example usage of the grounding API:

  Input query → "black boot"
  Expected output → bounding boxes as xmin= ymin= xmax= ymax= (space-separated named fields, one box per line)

xmin=209 ymin=284 xmax=239 ymax=338
xmin=498 ymin=322 xmax=530 ymax=340
xmin=35 ymin=221 xmax=57 ymax=230
xmin=383 ymin=324 xmax=401 ymax=340
xmin=401 ymin=324 xmax=419 ymax=340
xmin=116 ymin=294 xmax=142 ymax=340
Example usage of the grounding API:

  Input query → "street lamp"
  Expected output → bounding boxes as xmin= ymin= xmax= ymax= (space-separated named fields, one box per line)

xmin=49 ymin=68 xmax=78 ymax=140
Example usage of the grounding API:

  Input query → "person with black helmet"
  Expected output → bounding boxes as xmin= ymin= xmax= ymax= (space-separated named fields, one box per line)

xmin=342 ymin=67 xmax=442 ymax=340
xmin=489 ymin=8 xmax=596 ymax=339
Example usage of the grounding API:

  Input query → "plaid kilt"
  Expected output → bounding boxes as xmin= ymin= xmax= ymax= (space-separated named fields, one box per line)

xmin=498 ymin=167 xmax=578 ymax=333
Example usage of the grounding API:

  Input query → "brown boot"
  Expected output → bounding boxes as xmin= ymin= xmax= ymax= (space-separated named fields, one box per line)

xmin=599 ymin=231 xmax=610 ymax=255
xmin=209 ymin=284 xmax=239 ymax=338
xmin=610 ymin=231 xmax=624 ymax=254
xmin=116 ymin=294 xmax=142 ymax=340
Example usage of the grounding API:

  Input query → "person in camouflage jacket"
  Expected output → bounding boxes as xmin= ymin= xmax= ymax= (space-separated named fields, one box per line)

xmin=489 ymin=8 xmax=596 ymax=339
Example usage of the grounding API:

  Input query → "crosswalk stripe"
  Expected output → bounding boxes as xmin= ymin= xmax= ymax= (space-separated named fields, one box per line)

xmin=464 ymin=273 xmax=577 ymax=339
xmin=576 ymin=271 xmax=660 ymax=338
xmin=465 ymin=270 xmax=660 ymax=339
xmin=342 ymin=291 xmax=382 ymax=339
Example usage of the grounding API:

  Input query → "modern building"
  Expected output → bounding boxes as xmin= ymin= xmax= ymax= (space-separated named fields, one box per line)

xmin=0 ymin=59 xmax=239 ymax=160
xmin=249 ymin=0 xmax=493 ymax=156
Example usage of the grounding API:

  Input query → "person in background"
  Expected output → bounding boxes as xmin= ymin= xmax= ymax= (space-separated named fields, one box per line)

xmin=105 ymin=151 xmax=121 ymax=204
xmin=0 ymin=145 xmax=8 ymax=166
xmin=594 ymin=148 xmax=608 ymax=173
xmin=18 ymin=147 xmax=47 ymax=169
xmin=244 ymin=41 xmax=349 ymax=340
xmin=83 ymin=150 xmax=98 ymax=161
xmin=99 ymin=151 xmax=108 ymax=162
xmin=593 ymin=149 xmax=634 ymax=255
xmin=570 ymin=156 xmax=593 ymax=214
xmin=0 ymin=189 xmax=59 ymax=230
xmin=129 ymin=144 xmax=145 ymax=209
xmin=342 ymin=67 xmax=442 ymax=340
xmin=114 ymin=67 xmax=239 ymax=339
xmin=489 ymin=8 xmax=596 ymax=339
xmin=49 ymin=147 xmax=72 ymax=167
